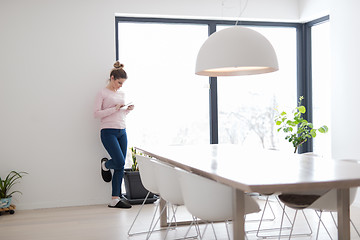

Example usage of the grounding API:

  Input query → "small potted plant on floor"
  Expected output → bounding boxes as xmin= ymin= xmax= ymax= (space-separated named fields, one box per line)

xmin=123 ymin=147 xmax=157 ymax=204
xmin=0 ymin=171 xmax=27 ymax=214
xmin=275 ymin=96 xmax=328 ymax=153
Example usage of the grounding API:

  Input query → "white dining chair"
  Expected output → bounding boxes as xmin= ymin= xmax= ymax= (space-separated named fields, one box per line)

xmin=309 ymin=187 xmax=358 ymax=239
xmin=177 ymin=168 xmax=261 ymax=240
xmin=278 ymin=187 xmax=358 ymax=240
xmin=127 ymin=154 xmax=162 ymax=238
xmin=152 ymin=160 xmax=197 ymax=240
xmin=278 ymin=157 xmax=360 ymax=240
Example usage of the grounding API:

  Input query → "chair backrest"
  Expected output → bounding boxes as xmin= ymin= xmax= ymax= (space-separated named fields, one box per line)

xmin=153 ymin=161 xmax=184 ymax=206
xmin=308 ymin=159 xmax=359 ymax=211
xmin=177 ymin=168 xmax=260 ymax=222
xmin=136 ymin=154 xmax=159 ymax=195
xmin=308 ymin=188 xmax=357 ymax=211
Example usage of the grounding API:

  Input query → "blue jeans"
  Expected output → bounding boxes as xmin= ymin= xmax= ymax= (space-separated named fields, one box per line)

xmin=100 ymin=128 xmax=127 ymax=197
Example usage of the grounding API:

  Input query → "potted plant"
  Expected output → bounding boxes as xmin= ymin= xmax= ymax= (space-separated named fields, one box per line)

xmin=275 ymin=96 xmax=328 ymax=153
xmin=274 ymin=97 xmax=331 ymax=222
xmin=0 ymin=171 xmax=27 ymax=212
xmin=123 ymin=147 xmax=157 ymax=204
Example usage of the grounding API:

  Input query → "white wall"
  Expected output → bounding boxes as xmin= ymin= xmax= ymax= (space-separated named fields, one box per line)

xmin=0 ymin=0 xmax=300 ymax=210
xmin=330 ymin=1 xmax=360 ymax=160
xmin=114 ymin=0 xmax=300 ymax=21
xmin=330 ymin=0 xmax=360 ymax=211
xmin=0 ymin=0 xmax=117 ymax=209
xmin=299 ymin=0 xmax=360 ymax=206
xmin=298 ymin=0 xmax=329 ymax=22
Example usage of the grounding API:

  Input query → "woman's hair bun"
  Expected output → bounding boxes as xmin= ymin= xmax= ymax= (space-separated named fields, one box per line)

xmin=113 ymin=61 xmax=124 ymax=69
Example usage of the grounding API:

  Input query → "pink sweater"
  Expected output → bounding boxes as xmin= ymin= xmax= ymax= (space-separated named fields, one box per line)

xmin=94 ymin=88 xmax=130 ymax=130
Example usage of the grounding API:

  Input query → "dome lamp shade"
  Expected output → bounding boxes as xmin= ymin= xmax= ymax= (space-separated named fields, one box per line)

xmin=195 ymin=26 xmax=279 ymax=77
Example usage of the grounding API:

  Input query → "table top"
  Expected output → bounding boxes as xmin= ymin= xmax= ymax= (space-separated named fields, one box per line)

xmin=137 ymin=144 xmax=360 ymax=194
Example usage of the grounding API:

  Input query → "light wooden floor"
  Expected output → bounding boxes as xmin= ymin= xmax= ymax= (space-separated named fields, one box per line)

xmin=1 ymin=196 xmax=360 ymax=240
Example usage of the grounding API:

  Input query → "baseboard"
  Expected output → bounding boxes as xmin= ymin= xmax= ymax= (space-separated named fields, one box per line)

xmin=14 ymin=199 xmax=108 ymax=210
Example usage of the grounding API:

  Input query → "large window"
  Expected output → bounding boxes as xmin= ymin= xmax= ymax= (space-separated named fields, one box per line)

xmin=116 ymin=16 xmax=328 ymax=153
xmin=311 ymin=20 xmax=331 ymax=157
xmin=217 ymin=26 xmax=297 ymax=151
xmin=117 ymin=22 xmax=209 ymax=148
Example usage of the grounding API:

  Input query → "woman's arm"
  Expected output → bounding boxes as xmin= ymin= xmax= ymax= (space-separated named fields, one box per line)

xmin=93 ymin=91 xmax=117 ymax=118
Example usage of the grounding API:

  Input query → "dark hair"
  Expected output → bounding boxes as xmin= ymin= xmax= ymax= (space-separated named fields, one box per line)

xmin=110 ymin=61 xmax=127 ymax=80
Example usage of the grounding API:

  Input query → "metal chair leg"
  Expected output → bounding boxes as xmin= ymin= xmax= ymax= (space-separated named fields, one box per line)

xmin=256 ymin=195 xmax=282 ymax=236
xmin=277 ymin=208 xmax=312 ymax=239
xmin=256 ymin=195 xmax=297 ymax=239
xmin=147 ymin=201 xmax=169 ymax=239
xmin=181 ymin=217 xmax=198 ymax=240
xmin=351 ymin=219 xmax=360 ymax=238
xmin=287 ymin=210 xmax=312 ymax=239
xmin=313 ymin=211 xmax=333 ymax=240
xmin=210 ymin=222 xmax=218 ymax=240
xmin=315 ymin=211 xmax=360 ymax=240
xmin=225 ymin=221 xmax=231 ymax=240
xmin=151 ymin=203 xmax=198 ymax=240
xmin=128 ymin=191 xmax=153 ymax=236
xmin=127 ymin=193 xmax=177 ymax=239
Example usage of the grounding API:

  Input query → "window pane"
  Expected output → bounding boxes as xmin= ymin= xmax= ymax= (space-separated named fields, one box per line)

xmin=118 ymin=22 xmax=209 ymax=147
xmin=217 ymin=26 xmax=297 ymax=151
xmin=312 ymin=22 xmax=331 ymax=157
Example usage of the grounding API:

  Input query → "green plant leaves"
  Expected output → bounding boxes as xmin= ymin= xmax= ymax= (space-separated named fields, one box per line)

xmin=287 ymin=120 xmax=297 ymax=127
xmin=130 ymin=147 xmax=139 ymax=171
xmin=318 ymin=125 xmax=329 ymax=133
xmin=297 ymin=106 xmax=306 ymax=113
xmin=0 ymin=171 xmax=27 ymax=199
xmin=274 ymin=96 xmax=329 ymax=153
xmin=310 ymin=129 xmax=317 ymax=137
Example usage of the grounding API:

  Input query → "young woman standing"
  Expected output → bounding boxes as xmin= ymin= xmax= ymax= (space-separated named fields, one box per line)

xmin=94 ymin=61 xmax=134 ymax=208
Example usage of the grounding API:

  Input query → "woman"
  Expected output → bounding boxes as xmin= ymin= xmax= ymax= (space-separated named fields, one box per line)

xmin=94 ymin=61 xmax=134 ymax=208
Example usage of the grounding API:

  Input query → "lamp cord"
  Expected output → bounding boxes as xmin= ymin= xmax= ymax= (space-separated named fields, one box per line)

xmin=235 ymin=0 xmax=249 ymax=25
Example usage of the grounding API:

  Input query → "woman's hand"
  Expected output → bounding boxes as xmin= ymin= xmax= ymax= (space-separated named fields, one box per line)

xmin=115 ymin=104 xmax=125 ymax=110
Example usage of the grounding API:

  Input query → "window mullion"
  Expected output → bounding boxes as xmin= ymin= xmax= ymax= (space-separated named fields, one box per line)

xmin=209 ymin=23 xmax=218 ymax=144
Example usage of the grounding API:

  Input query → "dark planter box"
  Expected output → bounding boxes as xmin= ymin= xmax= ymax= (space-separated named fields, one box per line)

xmin=123 ymin=168 xmax=158 ymax=205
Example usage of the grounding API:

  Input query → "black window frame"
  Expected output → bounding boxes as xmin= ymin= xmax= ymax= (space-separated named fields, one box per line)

xmin=115 ymin=15 xmax=330 ymax=152
xmin=298 ymin=15 xmax=330 ymax=153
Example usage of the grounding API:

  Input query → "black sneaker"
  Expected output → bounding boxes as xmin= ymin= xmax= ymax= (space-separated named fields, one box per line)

xmin=108 ymin=199 xmax=132 ymax=209
xmin=101 ymin=158 xmax=112 ymax=182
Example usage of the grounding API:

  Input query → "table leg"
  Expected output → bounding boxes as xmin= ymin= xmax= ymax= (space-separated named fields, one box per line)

xmin=337 ymin=188 xmax=350 ymax=240
xmin=160 ymin=198 xmax=167 ymax=228
xmin=233 ymin=188 xmax=245 ymax=240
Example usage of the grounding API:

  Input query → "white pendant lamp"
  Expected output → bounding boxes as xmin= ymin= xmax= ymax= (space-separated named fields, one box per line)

xmin=195 ymin=26 xmax=279 ymax=77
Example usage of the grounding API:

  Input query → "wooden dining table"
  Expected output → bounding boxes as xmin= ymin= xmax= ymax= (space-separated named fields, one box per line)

xmin=137 ymin=144 xmax=360 ymax=240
